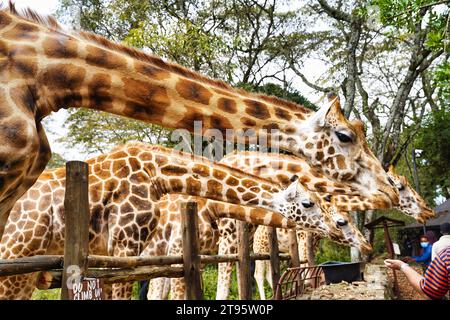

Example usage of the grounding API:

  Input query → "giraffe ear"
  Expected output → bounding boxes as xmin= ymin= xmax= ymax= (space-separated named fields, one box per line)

xmin=283 ymin=179 xmax=299 ymax=200
xmin=310 ymin=95 xmax=340 ymax=127
xmin=387 ymin=164 xmax=396 ymax=174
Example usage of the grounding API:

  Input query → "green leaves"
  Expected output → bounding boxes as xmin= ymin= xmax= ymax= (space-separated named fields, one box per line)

xmin=414 ymin=107 xmax=450 ymax=201
xmin=373 ymin=0 xmax=449 ymax=51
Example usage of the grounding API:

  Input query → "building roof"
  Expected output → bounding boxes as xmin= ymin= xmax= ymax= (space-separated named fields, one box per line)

xmin=403 ymin=198 xmax=450 ymax=229
xmin=435 ymin=198 xmax=450 ymax=215
xmin=365 ymin=216 xmax=405 ymax=229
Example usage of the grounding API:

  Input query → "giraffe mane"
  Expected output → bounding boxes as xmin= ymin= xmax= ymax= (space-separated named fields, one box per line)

xmin=226 ymin=150 xmax=301 ymax=162
xmin=2 ymin=1 xmax=61 ymax=31
xmin=1 ymin=2 xmax=312 ymax=114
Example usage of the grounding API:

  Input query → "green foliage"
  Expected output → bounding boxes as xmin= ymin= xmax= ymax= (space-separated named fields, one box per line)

xmin=375 ymin=0 xmax=449 ymax=42
xmin=371 ymin=209 xmax=416 ymax=255
xmin=315 ymin=239 xmax=351 ymax=264
xmin=241 ymin=82 xmax=319 ymax=111
xmin=46 ymin=153 xmax=66 ymax=169
xmin=59 ymin=109 xmax=174 ymax=155
xmin=31 ymin=288 xmax=61 ymax=300
xmin=434 ymin=60 xmax=450 ymax=104
xmin=414 ymin=107 xmax=450 ymax=200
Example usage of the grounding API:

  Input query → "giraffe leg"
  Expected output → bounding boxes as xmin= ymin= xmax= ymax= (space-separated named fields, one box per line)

xmin=216 ymin=261 xmax=234 ymax=300
xmin=147 ymin=278 xmax=166 ymax=300
xmin=266 ymin=262 xmax=273 ymax=291
xmin=216 ymin=233 xmax=234 ymax=300
xmin=103 ymin=284 xmax=113 ymax=300
xmin=0 ymin=207 xmax=52 ymax=300
xmin=254 ymin=260 xmax=266 ymax=300
xmin=108 ymin=203 xmax=158 ymax=300
xmin=170 ymin=275 xmax=185 ymax=300
xmin=162 ymin=277 xmax=171 ymax=299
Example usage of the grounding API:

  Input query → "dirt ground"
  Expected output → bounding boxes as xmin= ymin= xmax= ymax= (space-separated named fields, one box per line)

xmin=386 ymin=265 xmax=428 ymax=300
xmin=298 ymin=281 xmax=386 ymax=300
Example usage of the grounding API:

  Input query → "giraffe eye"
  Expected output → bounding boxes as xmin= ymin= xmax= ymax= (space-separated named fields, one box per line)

xmin=336 ymin=219 xmax=348 ymax=227
xmin=398 ymin=184 xmax=405 ymax=191
xmin=335 ymin=131 xmax=353 ymax=143
xmin=301 ymin=200 xmax=314 ymax=208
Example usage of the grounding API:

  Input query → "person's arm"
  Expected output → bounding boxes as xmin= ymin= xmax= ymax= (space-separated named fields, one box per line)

xmin=384 ymin=260 xmax=424 ymax=292
xmin=412 ymin=246 xmax=432 ymax=263
xmin=385 ymin=253 xmax=449 ymax=300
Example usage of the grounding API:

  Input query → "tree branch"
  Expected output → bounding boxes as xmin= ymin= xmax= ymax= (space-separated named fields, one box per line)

xmin=317 ymin=0 xmax=353 ymax=23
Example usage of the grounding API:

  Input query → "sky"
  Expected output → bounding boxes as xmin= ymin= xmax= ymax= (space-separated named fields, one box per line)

xmin=13 ymin=0 xmax=59 ymax=14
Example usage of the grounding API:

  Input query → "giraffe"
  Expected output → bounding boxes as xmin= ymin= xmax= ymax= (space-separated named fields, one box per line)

xmin=143 ymin=150 xmax=432 ymax=300
xmin=213 ymin=150 xmax=433 ymax=299
xmin=0 ymin=142 xmax=315 ymax=300
xmin=143 ymin=193 xmax=370 ymax=300
xmin=293 ymin=165 xmax=436 ymax=269
xmin=220 ymin=151 xmax=434 ymax=221
xmin=0 ymin=5 xmax=399 ymax=238
xmin=292 ymin=165 xmax=437 ymax=269
xmin=386 ymin=165 xmax=434 ymax=223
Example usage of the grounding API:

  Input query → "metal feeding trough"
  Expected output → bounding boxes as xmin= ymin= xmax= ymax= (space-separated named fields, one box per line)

xmin=319 ymin=261 xmax=365 ymax=284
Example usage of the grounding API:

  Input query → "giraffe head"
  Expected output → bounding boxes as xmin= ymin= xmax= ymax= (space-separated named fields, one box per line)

xmin=387 ymin=165 xmax=434 ymax=223
xmin=271 ymin=176 xmax=334 ymax=236
xmin=288 ymin=94 xmax=399 ymax=208
xmin=325 ymin=204 xmax=372 ymax=254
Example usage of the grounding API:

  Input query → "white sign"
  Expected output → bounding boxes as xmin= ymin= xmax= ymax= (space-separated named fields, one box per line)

xmin=393 ymin=243 xmax=401 ymax=255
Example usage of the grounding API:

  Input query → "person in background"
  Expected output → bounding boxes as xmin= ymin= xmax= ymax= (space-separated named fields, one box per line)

xmin=432 ymin=222 xmax=450 ymax=261
xmin=405 ymin=235 xmax=433 ymax=267
xmin=385 ymin=247 xmax=450 ymax=300
xmin=426 ymin=230 xmax=438 ymax=246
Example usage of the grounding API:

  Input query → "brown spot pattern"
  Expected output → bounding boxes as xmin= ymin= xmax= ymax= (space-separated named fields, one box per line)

xmin=176 ymin=79 xmax=212 ymax=105
xmin=244 ymin=99 xmax=270 ymax=120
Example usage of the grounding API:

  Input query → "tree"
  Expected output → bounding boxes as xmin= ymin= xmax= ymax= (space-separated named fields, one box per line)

xmin=46 ymin=152 xmax=66 ymax=169
xmin=281 ymin=0 xmax=447 ymax=261
xmin=414 ymin=107 xmax=450 ymax=201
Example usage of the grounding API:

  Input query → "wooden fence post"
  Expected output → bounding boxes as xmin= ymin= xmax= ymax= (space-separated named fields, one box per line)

xmin=288 ymin=229 xmax=300 ymax=268
xmin=306 ymin=232 xmax=316 ymax=266
xmin=268 ymin=227 xmax=280 ymax=297
xmin=181 ymin=201 xmax=203 ymax=300
xmin=237 ymin=221 xmax=251 ymax=300
xmin=60 ymin=161 xmax=90 ymax=300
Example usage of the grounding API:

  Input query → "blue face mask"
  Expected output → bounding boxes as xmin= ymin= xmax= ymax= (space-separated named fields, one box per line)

xmin=420 ymin=242 xmax=429 ymax=248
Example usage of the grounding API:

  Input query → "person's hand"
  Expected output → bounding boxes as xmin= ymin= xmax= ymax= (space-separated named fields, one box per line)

xmin=384 ymin=259 xmax=405 ymax=270
xmin=401 ymin=256 xmax=413 ymax=263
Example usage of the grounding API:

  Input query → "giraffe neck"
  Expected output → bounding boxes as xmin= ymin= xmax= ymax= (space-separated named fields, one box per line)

xmin=0 ymin=11 xmax=310 ymax=140
xmin=221 ymin=152 xmax=394 ymax=211
xmin=126 ymin=144 xmax=283 ymax=212
xmin=207 ymin=201 xmax=296 ymax=229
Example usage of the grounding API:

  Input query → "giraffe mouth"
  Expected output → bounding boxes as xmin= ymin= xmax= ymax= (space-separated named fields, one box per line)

xmin=377 ymin=188 xmax=399 ymax=207
xmin=360 ymin=243 xmax=373 ymax=253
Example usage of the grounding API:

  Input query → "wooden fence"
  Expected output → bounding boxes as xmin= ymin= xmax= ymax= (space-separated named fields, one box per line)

xmin=0 ymin=161 xmax=305 ymax=300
